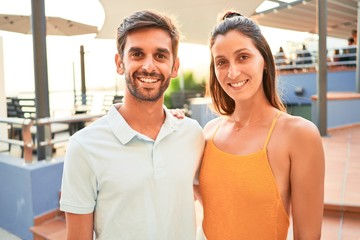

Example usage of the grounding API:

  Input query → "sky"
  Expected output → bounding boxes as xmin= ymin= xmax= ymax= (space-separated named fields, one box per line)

xmin=0 ymin=0 xmax=347 ymax=98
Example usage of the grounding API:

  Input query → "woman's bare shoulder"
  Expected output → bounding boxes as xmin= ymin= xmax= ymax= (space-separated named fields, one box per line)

xmin=277 ymin=112 xmax=322 ymax=145
xmin=203 ymin=117 xmax=223 ymax=140
xmin=279 ymin=113 xmax=319 ymax=133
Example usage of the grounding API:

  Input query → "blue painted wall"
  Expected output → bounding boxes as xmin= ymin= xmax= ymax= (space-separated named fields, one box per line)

xmin=0 ymin=156 xmax=64 ymax=240
xmin=312 ymin=98 xmax=360 ymax=128
xmin=190 ymin=69 xmax=359 ymax=128
xmin=278 ymin=70 xmax=356 ymax=105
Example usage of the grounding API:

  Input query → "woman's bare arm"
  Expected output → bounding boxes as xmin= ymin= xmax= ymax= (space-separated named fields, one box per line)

xmin=289 ymin=119 xmax=325 ymax=240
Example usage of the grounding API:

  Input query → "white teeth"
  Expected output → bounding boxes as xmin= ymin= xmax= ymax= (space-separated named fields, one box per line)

xmin=230 ymin=80 xmax=247 ymax=87
xmin=139 ymin=77 xmax=157 ymax=83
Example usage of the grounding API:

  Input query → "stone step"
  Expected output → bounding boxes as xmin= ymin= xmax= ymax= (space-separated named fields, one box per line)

xmin=30 ymin=217 xmax=66 ymax=240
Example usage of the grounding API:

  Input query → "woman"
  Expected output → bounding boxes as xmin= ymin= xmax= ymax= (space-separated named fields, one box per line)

xmin=196 ymin=12 xmax=325 ymax=240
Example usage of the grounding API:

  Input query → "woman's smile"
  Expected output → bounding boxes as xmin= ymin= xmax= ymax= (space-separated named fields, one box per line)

xmin=229 ymin=79 xmax=249 ymax=88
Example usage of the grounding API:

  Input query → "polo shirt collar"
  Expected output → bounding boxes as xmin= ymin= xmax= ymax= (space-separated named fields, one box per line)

xmin=106 ymin=104 xmax=179 ymax=145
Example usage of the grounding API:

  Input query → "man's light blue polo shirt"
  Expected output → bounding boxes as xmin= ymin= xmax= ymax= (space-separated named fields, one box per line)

xmin=60 ymin=105 xmax=205 ymax=240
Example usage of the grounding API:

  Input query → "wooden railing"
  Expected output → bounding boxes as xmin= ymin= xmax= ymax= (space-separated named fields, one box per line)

xmin=0 ymin=114 xmax=103 ymax=164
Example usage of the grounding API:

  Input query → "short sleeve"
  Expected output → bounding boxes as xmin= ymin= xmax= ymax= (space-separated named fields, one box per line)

xmin=59 ymin=137 xmax=97 ymax=214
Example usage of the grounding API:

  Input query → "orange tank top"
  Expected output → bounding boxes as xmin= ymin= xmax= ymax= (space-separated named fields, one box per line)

xmin=199 ymin=112 xmax=289 ymax=240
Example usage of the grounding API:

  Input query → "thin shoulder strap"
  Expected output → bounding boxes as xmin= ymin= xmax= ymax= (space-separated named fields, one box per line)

xmin=263 ymin=111 xmax=281 ymax=149
xmin=211 ymin=121 xmax=222 ymax=141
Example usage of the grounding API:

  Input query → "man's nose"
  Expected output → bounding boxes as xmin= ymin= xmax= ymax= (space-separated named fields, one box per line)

xmin=142 ymin=56 xmax=156 ymax=72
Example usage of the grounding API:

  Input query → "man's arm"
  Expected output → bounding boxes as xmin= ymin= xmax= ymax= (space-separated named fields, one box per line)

xmin=193 ymin=184 xmax=202 ymax=205
xmin=66 ymin=212 xmax=94 ymax=240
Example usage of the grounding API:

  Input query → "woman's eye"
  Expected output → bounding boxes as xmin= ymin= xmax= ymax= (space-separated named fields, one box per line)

xmin=239 ymin=55 xmax=249 ymax=61
xmin=216 ymin=60 xmax=226 ymax=67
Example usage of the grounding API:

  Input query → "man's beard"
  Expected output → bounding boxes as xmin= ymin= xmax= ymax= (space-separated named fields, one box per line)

xmin=125 ymin=70 xmax=170 ymax=102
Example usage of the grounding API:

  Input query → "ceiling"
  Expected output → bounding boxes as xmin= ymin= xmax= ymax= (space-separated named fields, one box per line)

xmin=252 ymin=0 xmax=358 ymax=40
xmin=97 ymin=0 xmax=264 ymax=44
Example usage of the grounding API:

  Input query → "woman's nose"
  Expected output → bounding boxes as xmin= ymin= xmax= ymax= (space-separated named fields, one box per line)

xmin=227 ymin=64 xmax=241 ymax=79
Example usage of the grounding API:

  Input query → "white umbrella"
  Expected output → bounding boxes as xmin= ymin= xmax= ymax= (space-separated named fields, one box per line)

xmin=0 ymin=13 xmax=98 ymax=36
xmin=0 ymin=8 xmax=98 ymax=160
xmin=97 ymin=0 xmax=263 ymax=44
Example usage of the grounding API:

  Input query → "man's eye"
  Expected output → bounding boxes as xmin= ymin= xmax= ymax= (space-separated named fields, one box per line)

xmin=131 ymin=52 xmax=143 ymax=57
xmin=156 ymin=53 xmax=166 ymax=59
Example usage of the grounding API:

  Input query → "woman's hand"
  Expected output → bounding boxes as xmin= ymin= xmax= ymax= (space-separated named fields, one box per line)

xmin=169 ymin=108 xmax=185 ymax=119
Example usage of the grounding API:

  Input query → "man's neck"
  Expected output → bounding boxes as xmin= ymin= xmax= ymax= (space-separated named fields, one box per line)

xmin=118 ymin=97 xmax=166 ymax=140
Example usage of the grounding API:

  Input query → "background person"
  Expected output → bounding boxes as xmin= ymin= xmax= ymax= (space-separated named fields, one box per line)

xmin=60 ymin=10 xmax=205 ymax=240
xmin=351 ymin=29 xmax=357 ymax=45
xmin=196 ymin=11 xmax=325 ymax=240
xmin=274 ymin=46 xmax=287 ymax=67
xmin=295 ymin=44 xmax=313 ymax=66
xmin=345 ymin=36 xmax=356 ymax=67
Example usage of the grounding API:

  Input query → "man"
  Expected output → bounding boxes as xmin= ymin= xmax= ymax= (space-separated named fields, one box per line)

xmin=60 ymin=10 xmax=205 ymax=240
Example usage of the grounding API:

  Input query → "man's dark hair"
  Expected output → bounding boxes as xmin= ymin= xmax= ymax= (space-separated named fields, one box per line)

xmin=116 ymin=10 xmax=180 ymax=60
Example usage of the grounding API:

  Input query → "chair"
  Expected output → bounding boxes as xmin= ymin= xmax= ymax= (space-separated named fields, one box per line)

xmin=13 ymin=97 xmax=37 ymax=119
xmin=170 ymin=90 xmax=199 ymax=109
xmin=74 ymin=94 xmax=93 ymax=114
xmin=6 ymin=96 xmax=70 ymax=156
xmin=102 ymin=95 xmax=124 ymax=113
xmin=6 ymin=97 xmax=18 ymax=118
xmin=6 ymin=97 xmax=22 ymax=151
xmin=74 ymin=94 xmax=93 ymax=106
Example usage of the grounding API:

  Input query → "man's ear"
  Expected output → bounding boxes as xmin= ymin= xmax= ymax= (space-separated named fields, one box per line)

xmin=171 ymin=57 xmax=180 ymax=78
xmin=115 ymin=53 xmax=124 ymax=75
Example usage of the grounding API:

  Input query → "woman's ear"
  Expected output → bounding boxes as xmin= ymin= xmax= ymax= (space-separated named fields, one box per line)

xmin=115 ymin=53 xmax=124 ymax=75
xmin=171 ymin=57 xmax=180 ymax=78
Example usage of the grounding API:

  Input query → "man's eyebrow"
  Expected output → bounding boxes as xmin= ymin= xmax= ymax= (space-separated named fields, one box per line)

xmin=128 ymin=47 xmax=143 ymax=52
xmin=127 ymin=47 xmax=171 ymax=55
xmin=157 ymin=48 xmax=171 ymax=54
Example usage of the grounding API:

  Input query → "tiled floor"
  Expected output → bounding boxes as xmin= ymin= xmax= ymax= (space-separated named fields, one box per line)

xmin=323 ymin=124 xmax=360 ymax=208
xmin=0 ymin=228 xmax=21 ymax=240
xmin=321 ymin=124 xmax=360 ymax=240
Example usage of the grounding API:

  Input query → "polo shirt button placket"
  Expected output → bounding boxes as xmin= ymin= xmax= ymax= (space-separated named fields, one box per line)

xmin=152 ymin=143 xmax=164 ymax=178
